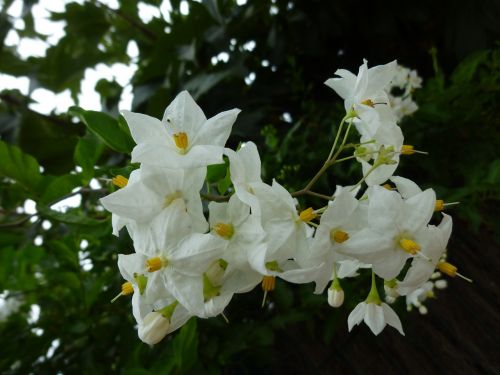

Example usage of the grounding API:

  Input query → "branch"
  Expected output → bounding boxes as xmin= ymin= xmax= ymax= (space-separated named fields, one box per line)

xmin=93 ymin=0 xmax=158 ymax=41
xmin=0 ymin=93 xmax=74 ymax=128
xmin=201 ymin=193 xmax=230 ymax=202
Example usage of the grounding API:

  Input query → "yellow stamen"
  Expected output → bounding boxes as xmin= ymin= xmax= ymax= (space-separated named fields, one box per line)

xmin=437 ymin=262 xmax=473 ymax=283
xmin=111 ymin=281 xmax=134 ymax=303
xmin=435 ymin=199 xmax=445 ymax=211
xmin=382 ymin=183 xmax=393 ymax=190
xmin=121 ymin=281 xmax=134 ymax=295
xmin=401 ymin=145 xmax=416 ymax=155
xmin=112 ymin=175 xmax=128 ymax=188
xmin=146 ymin=257 xmax=164 ymax=272
xmin=399 ymin=238 xmax=421 ymax=255
xmin=213 ymin=223 xmax=235 ymax=239
xmin=437 ymin=261 xmax=457 ymax=277
xmin=330 ymin=229 xmax=349 ymax=244
xmin=361 ymin=99 xmax=375 ymax=107
xmin=261 ymin=276 xmax=276 ymax=292
xmin=299 ymin=207 xmax=317 ymax=223
xmin=173 ymin=132 xmax=189 ymax=153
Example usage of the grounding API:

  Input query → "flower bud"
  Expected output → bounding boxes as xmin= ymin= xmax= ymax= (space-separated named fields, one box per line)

xmin=434 ymin=279 xmax=448 ymax=290
xmin=384 ymin=284 xmax=399 ymax=298
xmin=138 ymin=311 xmax=170 ymax=345
xmin=327 ymin=287 xmax=344 ymax=308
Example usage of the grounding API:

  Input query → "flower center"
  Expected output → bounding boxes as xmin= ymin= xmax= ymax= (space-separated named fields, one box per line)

xmin=146 ymin=257 xmax=166 ymax=272
xmin=173 ymin=132 xmax=189 ymax=153
xmin=399 ymin=238 xmax=421 ymax=255
xmin=261 ymin=276 xmax=276 ymax=292
xmin=330 ymin=229 xmax=349 ymax=244
xmin=112 ymin=175 xmax=128 ymax=188
xmin=164 ymin=191 xmax=183 ymax=207
xmin=361 ymin=99 xmax=375 ymax=107
xmin=213 ymin=223 xmax=234 ymax=239
xmin=299 ymin=207 xmax=317 ymax=223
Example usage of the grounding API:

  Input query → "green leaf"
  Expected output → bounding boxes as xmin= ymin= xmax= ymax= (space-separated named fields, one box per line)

xmin=39 ymin=174 xmax=82 ymax=205
xmin=48 ymin=240 xmax=79 ymax=269
xmin=206 ymin=162 xmax=227 ymax=183
xmin=0 ymin=140 xmax=42 ymax=193
xmin=69 ymin=106 xmax=134 ymax=154
xmin=171 ymin=318 xmax=198 ymax=371
xmin=74 ymin=131 xmax=105 ymax=181
xmin=217 ymin=167 xmax=232 ymax=195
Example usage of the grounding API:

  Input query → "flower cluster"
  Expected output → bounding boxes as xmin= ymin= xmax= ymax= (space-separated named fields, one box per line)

xmin=101 ymin=60 xmax=467 ymax=344
xmin=386 ymin=64 xmax=422 ymax=120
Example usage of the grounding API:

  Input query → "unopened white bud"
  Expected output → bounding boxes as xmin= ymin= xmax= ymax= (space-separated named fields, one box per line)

xmin=138 ymin=311 xmax=170 ymax=345
xmin=431 ymin=272 xmax=442 ymax=280
xmin=418 ymin=305 xmax=428 ymax=315
xmin=327 ymin=288 xmax=344 ymax=308
xmin=384 ymin=284 xmax=399 ymax=298
xmin=435 ymin=279 xmax=448 ymax=290
xmin=385 ymin=295 xmax=396 ymax=304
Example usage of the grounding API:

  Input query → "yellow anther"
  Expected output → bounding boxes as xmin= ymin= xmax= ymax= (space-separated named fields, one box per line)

xmin=437 ymin=261 xmax=473 ymax=283
xmin=146 ymin=257 xmax=164 ymax=272
xmin=213 ymin=223 xmax=235 ymax=239
xmin=399 ymin=238 xmax=421 ymax=255
xmin=112 ymin=175 xmax=128 ymax=188
xmin=330 ymin=229 xmax=349 ymax=244
xmin=435 ymin=199 xmax=445 ymax=211
xmin=361 ymin=99 xmax=375 ymax=107
xmin=401 ymin=145 xmax=416 ymax=155
xmin=121 ymin=281 xmax=134 ymax=295
xmin=173 ymin=132 xmax=189 ymax=153
xmin=261 ymin=276 xmax=276 ymax=292
xmin=382 ymin=183 xmax=394 ymax=190
xmin=437 ymin=262 xmax=457 ymax=277
xmin=299 ymin=207 xmax=317 ymax=223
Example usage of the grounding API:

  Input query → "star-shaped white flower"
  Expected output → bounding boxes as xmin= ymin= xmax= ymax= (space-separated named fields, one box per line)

xmin=123 ymin=90 xmax=240 ymax=168
xmin=348 ymin=301 xmax=404 ymax=335
xmin=325 ymin=60 xmax=397 ymax=113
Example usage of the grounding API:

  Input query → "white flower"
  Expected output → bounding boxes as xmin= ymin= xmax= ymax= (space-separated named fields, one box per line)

xmin=209 ymin=195 xmax=265 ymax=270
xmin=340 ymin=186 xmax=436 ymax=280
xmin=309 ymin=187 xmax=364 ymax=293
xmin=100 ymin=165 xmax=208 ymax=235
xmin=225 ymin=141 xmax=265 ymax=216
xmin=123 ymin=91 xmax=240 ymax=168
xmin=348 ymin=301 xmax=404 ymax=335
xmin=397 ymin=214 xmax=452 ymax=295
xmin=325 ymin=59 xmax=397 ymax=113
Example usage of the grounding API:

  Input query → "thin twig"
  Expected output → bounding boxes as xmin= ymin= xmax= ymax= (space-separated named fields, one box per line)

xmin=201 ymin=193 xmax=230 ymax=202
xmin=93 ymin=0 xmax=158 ymax=41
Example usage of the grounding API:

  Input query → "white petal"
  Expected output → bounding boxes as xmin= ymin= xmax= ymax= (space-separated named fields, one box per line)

xmin=364 ymin=303 xmax=386 ymax=335
xmin=194 ymin=108 xmax=240 ymax=147
xmin=390 ymin=176 xmax=422 ymax=199
xmin=348 ymin=302 xmax=366 ymax=331
xmin=382 ymin=303 xmax=405 ymax=335
xmin=401 ymin=188 xmax=436 ymax=232
xmin=162 ymin=90 xmax=206 ymax=138
xmin=121 ymin=110 xmax=168 ymax=144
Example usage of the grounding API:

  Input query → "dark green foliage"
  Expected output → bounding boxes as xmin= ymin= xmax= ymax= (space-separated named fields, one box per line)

xmin=0 ymin=0 xmax=499 ymax=373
